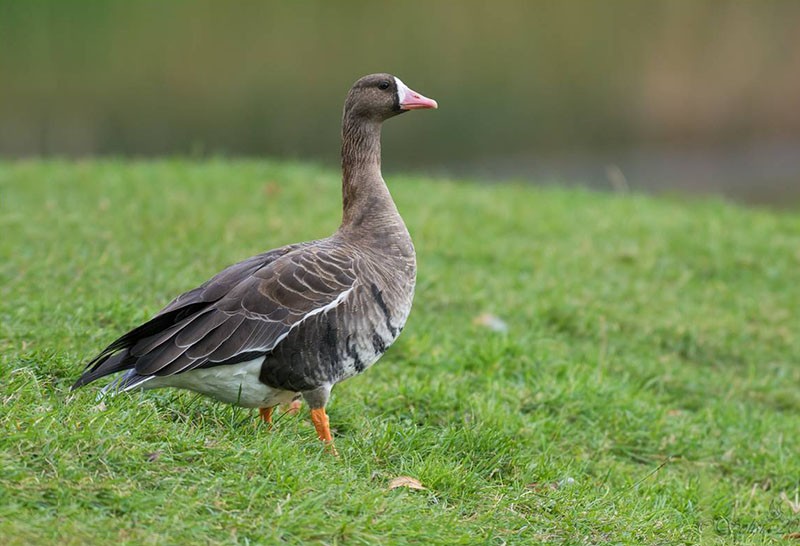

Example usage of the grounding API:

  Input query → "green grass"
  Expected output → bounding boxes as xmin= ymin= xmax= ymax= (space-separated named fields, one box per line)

xmin=1 ymin=159 xmax=799 ymax=545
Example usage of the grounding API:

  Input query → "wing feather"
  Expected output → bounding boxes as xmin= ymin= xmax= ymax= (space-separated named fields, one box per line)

xmin=172 ymin=310 xmax=230 ymax=348
xmin=185 ymin=314 xmax=246 ymax=359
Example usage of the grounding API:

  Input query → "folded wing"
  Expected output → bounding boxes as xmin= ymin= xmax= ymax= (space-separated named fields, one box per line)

xmin=72 ymin=242 xmax=357 ymax=390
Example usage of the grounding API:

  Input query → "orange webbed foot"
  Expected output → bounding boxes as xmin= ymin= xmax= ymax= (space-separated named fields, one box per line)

xmin=282 ymin=399 xmax=303 ymax=416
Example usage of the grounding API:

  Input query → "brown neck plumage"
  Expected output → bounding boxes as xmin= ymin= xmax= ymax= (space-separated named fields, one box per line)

xmin=339 ymin=113 xmax=398 ymax=231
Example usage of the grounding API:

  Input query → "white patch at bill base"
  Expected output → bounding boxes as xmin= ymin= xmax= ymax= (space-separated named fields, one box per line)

xmin=395 ymin=77 xmax=413 ymax=105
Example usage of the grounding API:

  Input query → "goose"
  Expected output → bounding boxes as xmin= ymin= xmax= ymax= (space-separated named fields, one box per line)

xmin=71 ymin=73 xmax=437 ymax=450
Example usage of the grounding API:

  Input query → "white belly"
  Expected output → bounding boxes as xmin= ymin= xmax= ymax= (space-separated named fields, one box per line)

xmin=145 ymin=357 xmax=297 ymax=408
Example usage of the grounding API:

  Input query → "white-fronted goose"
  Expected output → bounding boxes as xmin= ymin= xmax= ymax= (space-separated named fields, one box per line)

xmin=72 ymin=73 xmax=437 ymax=448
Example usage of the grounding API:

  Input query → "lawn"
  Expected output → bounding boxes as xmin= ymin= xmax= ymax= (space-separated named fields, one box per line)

xmin=1 ymin=160 xmax=799 ymax=545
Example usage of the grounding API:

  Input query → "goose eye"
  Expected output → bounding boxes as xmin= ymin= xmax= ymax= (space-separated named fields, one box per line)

xmin=378 ymin=81 xmax=390 ymax=90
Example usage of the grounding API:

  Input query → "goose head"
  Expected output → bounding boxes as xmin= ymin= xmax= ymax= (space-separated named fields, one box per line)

xmin=343 ymin=73 xmax=438 ymax=122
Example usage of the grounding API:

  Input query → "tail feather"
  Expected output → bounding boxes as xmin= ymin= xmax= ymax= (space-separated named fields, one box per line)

xmin=72 ymin=302 xmax=211 ymax=391
xmin=71 ymin=349 xmax=136 ymax=390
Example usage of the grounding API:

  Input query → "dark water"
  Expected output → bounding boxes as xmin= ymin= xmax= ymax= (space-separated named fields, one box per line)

xmin=434 ymin=140 xmax=800 ymax=207
xmin=1 ymin=1 xmax=799 ymax=206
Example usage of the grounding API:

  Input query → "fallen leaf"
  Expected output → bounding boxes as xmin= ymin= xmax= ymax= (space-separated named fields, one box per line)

xmin=783 ymin=532 xmax=800 ymax=540
xmin=146 ymin=451 xmax=162 ymax=462
xmin=473 ymin=313 xmax=509 ymax=333
xmin=263 ymin=181 xmax=282 ymax=197
xmin=388 ymin=476 xmax=426 ymax=491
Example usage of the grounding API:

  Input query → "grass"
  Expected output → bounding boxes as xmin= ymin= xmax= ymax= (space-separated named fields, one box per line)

xmin=1 ymin=159 xmax=799 ymax=545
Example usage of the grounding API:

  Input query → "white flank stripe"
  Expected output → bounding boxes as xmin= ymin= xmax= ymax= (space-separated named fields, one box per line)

xmin=247 ymin=285 xmax=355 ymax=354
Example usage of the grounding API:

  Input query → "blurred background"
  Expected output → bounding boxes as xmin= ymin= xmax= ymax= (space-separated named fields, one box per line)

xmin=1 ymin=0 xmax=799 ymax=206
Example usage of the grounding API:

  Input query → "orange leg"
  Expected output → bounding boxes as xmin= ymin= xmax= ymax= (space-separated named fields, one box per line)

xmin=259 ymin=406 xmax=274 ymax=424
xmin=310 ymin=407 xmax=337 ymax=454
